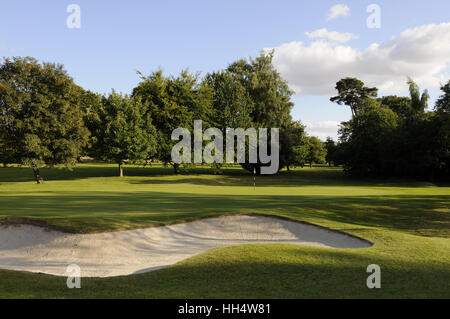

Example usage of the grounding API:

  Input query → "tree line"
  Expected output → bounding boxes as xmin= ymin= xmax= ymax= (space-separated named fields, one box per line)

xmin=1 ymin=55 xmax=448 ymax=182
xmin=326 ymin=77 xmax=450 ymax=180
xmin=0 ymin=54 xmax=322 ymax=182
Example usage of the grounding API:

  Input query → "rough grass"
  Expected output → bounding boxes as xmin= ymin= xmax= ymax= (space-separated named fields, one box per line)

xmin=0 ymin=164 xmax=449 ymax=298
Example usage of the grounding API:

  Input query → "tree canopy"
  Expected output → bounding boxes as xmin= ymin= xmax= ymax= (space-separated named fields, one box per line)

xmin=330 ymin=77 xmax=378 ymax=117
xmin=225 ymin=51 xmax=298 ymax=174
xmin=332 ymin=77 xmax=449 ymax=180
xmin=0 ymin=57 xmax=89 ymax=183
xmin=88 ymin=91 xmax=157 ymax=176
xmin=1 ymin=54 xmax=449 ymax=182
xmin=132 ymin=69 xmax=214 ymax=173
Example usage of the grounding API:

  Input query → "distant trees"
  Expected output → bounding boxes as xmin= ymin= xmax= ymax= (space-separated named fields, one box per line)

xmin=303 ymin=136 xmax=327 ymax=168
xmin=338 ymin=99 xmax=399 ymax=176
xmin=223 ymin=52 xmax=300 ymax=174
xmin=332 ymin=77 xmax=450 ymax=180
xmin=324 ymin=137 xmax=338 ymax=166
xmin=227 ymin=52 xmax=294 ymax=128
xmin=79 ymin=89 xmax=103 ymax=159
xmin=0 ymin=57 xmax=89 ymax=183
xmin=436 ymin=80 xmax=450 ymax=113
xmin=87 ymin=91 xmax=157 ymax=177
xmin=132 ymin=69 xmax=214 ymax=173
xmin=280 ymin=121 xmax=306 ymax=170
xmin=2 ymin=55 xmax=448 ymax=181
xmin=0 ymin=54 xmax=307 ymax=179
xmin=132 ymin=53 xmax=307 ymax=175
xmin=205 ymin=70 xmax=253 ymax=130
xmin=289 ymin=135 xmax=327 ymax=168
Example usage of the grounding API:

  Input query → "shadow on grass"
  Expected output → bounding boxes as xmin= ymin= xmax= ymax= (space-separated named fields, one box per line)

xmin=0 ymin=245 xmax=448 ymax=298
xmin=1 ymin=191 xmax=449 ymax=237
xmin=0 ymin=165 xmax=249 ymax=183
xmin=1 ymin=165 xmax=440 ymax=188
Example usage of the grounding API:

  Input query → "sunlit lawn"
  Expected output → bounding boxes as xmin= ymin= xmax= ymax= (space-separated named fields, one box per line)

xmin=0 ymin=164 xmax=449 ymax=298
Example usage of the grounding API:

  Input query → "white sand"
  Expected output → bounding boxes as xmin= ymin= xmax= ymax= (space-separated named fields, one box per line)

xmin=0 ymin=215 xmax=371 ymax=277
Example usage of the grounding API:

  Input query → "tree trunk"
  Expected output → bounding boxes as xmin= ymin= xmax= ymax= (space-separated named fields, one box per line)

xmin=286 ymin=166 xmax=290 ymax=171
xmin=119 ymin=163 xmax=124 ymax=177
xmin=173 ymin=163 xmax=179 ymax=174
xmin=33 ymin=168 xmax=43 ymax=184
xmin=310 ymin=162 xmax=313 ymax=168
xmin=2 ymin=163 xmax=7 ymax=168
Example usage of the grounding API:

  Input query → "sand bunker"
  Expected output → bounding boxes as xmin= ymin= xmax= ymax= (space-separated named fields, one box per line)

xmin=0 ymin=215 xmax=371 ymax=277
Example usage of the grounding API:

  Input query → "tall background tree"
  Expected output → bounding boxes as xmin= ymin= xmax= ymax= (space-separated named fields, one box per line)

xmin=226 ymin=51 xmax=298 ymax=174
xmin=132 ymin=69 xmax=214 ymax=173
xmin=88 ymin=91 xmax=157 ymax=177
xmin=79 ymin=89 xmax=103 ymax=160
xmin=333 ymin=77 xmax=449 ymax=180
xmin=330 ymin=77 xmax=378 ymax=117
xmin=338 ymin=99 xmax=399 ymax=176
xmin=205 ymin=70 xmax=253 ymax=130
xmin=0 ymin=57 xmax=89 ymax=183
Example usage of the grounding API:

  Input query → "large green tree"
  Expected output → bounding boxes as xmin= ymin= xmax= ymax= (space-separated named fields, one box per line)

xmin=205 ymin=70 xmax=253 ymax=130
xmin=79 ymin=89 xmax=103 ymax=159
xmin=0 ymin=57 xmax=89 ymax=183
xmin=226 ymin=51 xmax=296 ymax=174
xmin=227 ymin=51 xmax=293 ymax=128
xmin=132 ymin=70 xmax=214 ymax=173
xmin=335 ymin=79 xmax=450 ymax=180
xmin=89 ymin=91 xmax=157 ymax=176
xmin=338 ymin=99 xmax=399 ymax=176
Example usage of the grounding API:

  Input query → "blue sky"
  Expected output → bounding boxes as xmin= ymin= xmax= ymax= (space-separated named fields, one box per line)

xmin=1 ymin=1 xmax=450 ymax=139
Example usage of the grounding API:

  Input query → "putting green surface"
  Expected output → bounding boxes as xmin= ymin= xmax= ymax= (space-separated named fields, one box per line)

xmin=0 ymin=164 xmax=449 ymax=298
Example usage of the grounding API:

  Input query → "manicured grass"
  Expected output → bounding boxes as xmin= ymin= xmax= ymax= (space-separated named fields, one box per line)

xmin=0 ymin=164 xmax=449 ymax=298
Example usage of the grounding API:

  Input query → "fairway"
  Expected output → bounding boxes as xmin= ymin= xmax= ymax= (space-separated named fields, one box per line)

xmin=0 ymin=164 xmax=449 ymax=298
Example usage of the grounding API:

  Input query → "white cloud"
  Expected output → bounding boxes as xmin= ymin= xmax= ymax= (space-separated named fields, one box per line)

xmin=306 ymin=28 xmax=358 ymax=43
xmin=327 ymin=4 xmax=350 ymax=21
xmin=304 ymin=121 xmax=340 ymax=141
xmin=266 ymin=23 xmax=450 ymax=96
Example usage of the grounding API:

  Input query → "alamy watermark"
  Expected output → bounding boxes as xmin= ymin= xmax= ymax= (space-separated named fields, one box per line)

xmin=66 ymin=4 xmax=81 ymax=29
xmin=171 ymin=120 xmax=279 ymax=175
xmin=66 ymin=264 xmax=81 ymax=288
xmin=366 ymin=264 xmax=381 ymax=289
xmin=367 ymin=4 xmax=381 ymax=29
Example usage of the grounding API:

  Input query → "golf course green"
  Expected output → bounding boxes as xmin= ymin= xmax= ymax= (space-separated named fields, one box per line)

xmin=0 ymin=164 xmax=449 ymax=298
